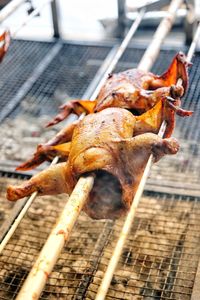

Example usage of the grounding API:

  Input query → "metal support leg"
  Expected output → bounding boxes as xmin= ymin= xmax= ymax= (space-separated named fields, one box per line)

xmin=51 ymin=0 xmax=60 ymax=38
xmin=117 ymin=0 xmax=126 ymax=38
xmin=184 ymin=0 xmax=197 ymax=45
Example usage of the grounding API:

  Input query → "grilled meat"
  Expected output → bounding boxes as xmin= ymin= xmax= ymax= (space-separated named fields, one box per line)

xmin=46 ymin=52 xmax=190 ymax=127
xmin=7 ymin=107 xmax=179 ymax=219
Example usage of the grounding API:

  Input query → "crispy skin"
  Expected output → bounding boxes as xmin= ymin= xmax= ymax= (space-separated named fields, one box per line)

xmin=7 ymin=108 xmax=179 ymax=219
xmin=46 ymin=52 xmax=190 ymax=127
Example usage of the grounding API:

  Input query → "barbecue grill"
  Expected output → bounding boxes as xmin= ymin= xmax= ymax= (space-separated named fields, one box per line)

xmin=0 ymin=0 xmax=200 ymax=299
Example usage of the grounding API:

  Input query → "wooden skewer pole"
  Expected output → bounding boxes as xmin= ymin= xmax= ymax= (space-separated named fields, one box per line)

xmin=138 ymin=0 xmax=183 ymax=72
xmin=16 ymin=175 xmax=94 ymax=300
xmin=14 ymin=11 xmax=145 ymax=299
xmin=96 ymin=11 xmax=200 ymax=300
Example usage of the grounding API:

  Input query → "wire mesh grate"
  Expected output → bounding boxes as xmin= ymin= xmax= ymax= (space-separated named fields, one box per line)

xmin=0 ymin=39 xmax=54 ymax=115
xmin=0 ymin=42 xmax=200 ymax=298
xmin=6 ymin=43 xmax=112 ymax=118
xmin=1 ymin=177 xmax=200 ymax=299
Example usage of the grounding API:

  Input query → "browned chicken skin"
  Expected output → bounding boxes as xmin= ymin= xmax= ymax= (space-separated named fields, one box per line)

xmin=46 ymin=52 xmax=191 ymax=127
xmin=7 ymin=108 xmax=179 ymax=219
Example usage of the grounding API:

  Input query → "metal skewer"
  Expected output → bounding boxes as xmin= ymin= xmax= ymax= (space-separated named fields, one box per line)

xmin=11 ymin=0 xmax=54 ymax=38
xmin=96 ymin=10 xmax=200 ymax=300
xmin=0 ymin=0 xmax=26 ymax=23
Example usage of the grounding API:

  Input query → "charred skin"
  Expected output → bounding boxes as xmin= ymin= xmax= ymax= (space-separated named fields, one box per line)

xmin=7 ymin=108 xmax=179 ymax=219
xmin=46 ymin=52 xmax=190 ymax=127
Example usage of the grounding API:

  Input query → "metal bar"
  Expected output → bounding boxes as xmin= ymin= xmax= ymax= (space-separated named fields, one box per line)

xmin=187 ymin=21 xmax=200 ymax=62
xmin=0 ymin=0 xmax=26 ymax=23
xmin=11 ymin=0 xmax=54 ymax=37
xmin=50 ymin=0 xmax=60 ymax=38
xmin=0 ymin=42 xmax=62 ymax=123
xmin=14 ymin=11 xmax=146 ymax=299
xmin=138 ymin=0 xmax=183 ymax=71
xmin=82 ymin=45 xmax=120 ymax=99
xmin=96 ymin=13 xmax=200 ymax=300
xmin=116 ymin=0 xmax=126 ymax=38
xmin=90 ymin=8 xmax=145 ymax=100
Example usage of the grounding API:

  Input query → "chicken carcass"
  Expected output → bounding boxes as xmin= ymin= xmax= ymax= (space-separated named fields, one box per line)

xmin=7 ymin=107 xmax=179 ymax=219
xmin=46 ymin=52 xmax=190 ymax=127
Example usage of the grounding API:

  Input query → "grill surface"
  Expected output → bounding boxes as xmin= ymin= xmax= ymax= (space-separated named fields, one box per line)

xmin=0 ymin=178 xmax=200 ymax=300
xmin=0 ymin=40 xmax=200 ymax=299
xmin=0 ymin=41 xmax=111 ymax=119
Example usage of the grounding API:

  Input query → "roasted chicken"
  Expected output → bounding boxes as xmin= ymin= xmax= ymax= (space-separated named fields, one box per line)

xmin=46 ymin=52 xmax=190 ymax=127
xmin=7 ymin=107 xmax=180 ymax=219
xmin=15 ymin=94 xmax=192 ymax=171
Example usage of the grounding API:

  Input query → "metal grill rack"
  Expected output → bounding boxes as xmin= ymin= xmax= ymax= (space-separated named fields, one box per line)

xmin=1 ymin=178 xmax=200 ymax=299
xmin=0 ymin=0 xmax=200 ymax=299
xmin=0 ymin=41 xmax=112 ymax=121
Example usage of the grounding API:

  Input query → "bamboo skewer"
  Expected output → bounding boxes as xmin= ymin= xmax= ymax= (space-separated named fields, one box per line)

xmin=11 ymin=0 xmax=54 ymax=37
xmin=138 ymin=0 xmax=183 ymax=72
xmin=16 ymin=175 xmax=94 ymax=300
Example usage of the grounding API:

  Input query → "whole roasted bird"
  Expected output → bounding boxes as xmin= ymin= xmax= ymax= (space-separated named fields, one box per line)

xmin=8 ymin=100 xmax=189 ymax=219
xmin=46 ymin=52 xmax=190 ymax=127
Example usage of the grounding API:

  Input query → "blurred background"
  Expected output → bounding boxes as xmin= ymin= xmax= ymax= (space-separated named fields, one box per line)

xmin=0 ymin=0 xmax=199 ymax=44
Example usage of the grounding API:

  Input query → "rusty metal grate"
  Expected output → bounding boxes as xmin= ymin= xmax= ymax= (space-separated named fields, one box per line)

xmin=0 ymin=177 xmax=200 ymax=299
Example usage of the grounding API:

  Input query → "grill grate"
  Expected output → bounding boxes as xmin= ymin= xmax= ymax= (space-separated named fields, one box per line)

xmin=0 ymin=40 xmax=54 ymax=114
xmin=0 ymin=41 xmax=200 ymax=298
xmin=3 ymin=42 xmax=112 ymax=118
xmin=0 ymin=177 xmax=200 ymax=299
